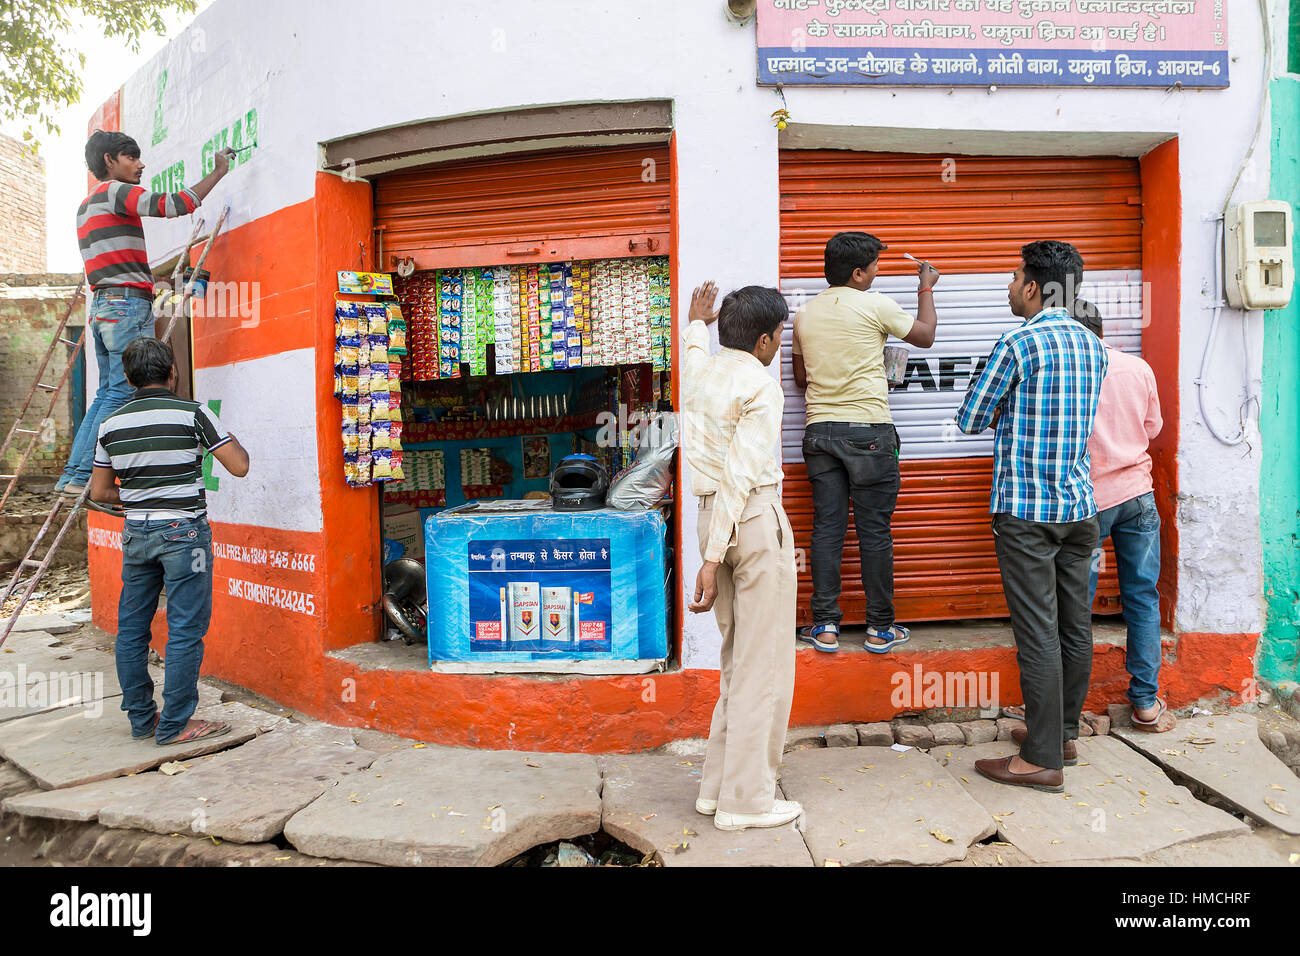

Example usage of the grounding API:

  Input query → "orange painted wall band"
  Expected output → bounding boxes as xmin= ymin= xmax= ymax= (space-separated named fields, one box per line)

xmin=1138 ymin=138 xmax=1181 ymax=631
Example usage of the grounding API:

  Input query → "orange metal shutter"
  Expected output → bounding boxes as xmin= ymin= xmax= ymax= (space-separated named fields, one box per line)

xmin=373 ymin=145 xmax=671 ymax=270
xmin=779 ymin=150 xmax=1143 ymax=625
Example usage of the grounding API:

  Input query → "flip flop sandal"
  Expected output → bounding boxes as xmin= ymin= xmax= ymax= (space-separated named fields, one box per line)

xmin=157 ymin=719 xmax=231 ymax=746
xmin=797 ymin=623 xmax=840 ymax=653
xmin=864 ymin=623 xmax=910 ymax=654
xmin=131 ymin=712 xmax=160 ymax=739
xmin=1130 ymin=698 xmax=1177 ymax=733
xmin=1001 ymin=705 xmax=1026 ymax=721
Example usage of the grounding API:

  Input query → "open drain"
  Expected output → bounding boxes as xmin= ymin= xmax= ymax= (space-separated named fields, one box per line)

xmin=499 ymin=830 xmax=658 ymax=867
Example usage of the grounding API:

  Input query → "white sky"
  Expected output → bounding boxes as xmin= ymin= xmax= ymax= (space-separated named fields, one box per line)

xmin=1 ymin=2 xmax=213 ymax=272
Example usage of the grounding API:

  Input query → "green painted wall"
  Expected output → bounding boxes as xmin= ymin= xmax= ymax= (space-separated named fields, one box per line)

xmin=1260 ymin=74 xmax=1300 ymax=682
xmin=1291 ymin=0 xmax=1300 ymax=74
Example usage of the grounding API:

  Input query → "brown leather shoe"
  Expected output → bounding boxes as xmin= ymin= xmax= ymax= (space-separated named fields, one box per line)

xmin=974 ymin=754 xmax=1065 ymax=792
xmin=1010 ymin=726 xmax=1078 ymax=766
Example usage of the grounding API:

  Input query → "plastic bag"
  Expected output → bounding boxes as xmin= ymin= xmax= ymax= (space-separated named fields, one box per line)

xmin=606 ymin=413 xmax=679 ymax=511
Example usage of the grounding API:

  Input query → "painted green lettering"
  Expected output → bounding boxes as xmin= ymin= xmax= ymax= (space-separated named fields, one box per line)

xmin=152 ymin=70 xmax=168 ymax=146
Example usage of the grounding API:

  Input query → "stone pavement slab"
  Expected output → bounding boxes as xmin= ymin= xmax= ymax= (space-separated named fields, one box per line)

xmin=0 ymin=696 xmax=286 ymax=789
xmin=945 ymin=737 xmax=1248 ymax=862
xmin=1112 ymin=713 xmax=1300 ymax=835
xmin=953 ymin=829 xmax=1300 ymax=868
xmin=284 ymin=748 xmax=601 ymax=866
xmin=5 ymin=613 xmax=78 ymax=635
xmin=0 ymin=760 xmax=39 ymax=801
xmin=598 ymin=753 xmax=812 ymax=867
xmin=0 ymin=632 xmax=128 ymax=722
xmin=778 ymin=747 xmax=996 ymax=866
xmin=3 ymin=772 xmax=165 ymax=821
xmin=98 ymin=724 xmax=376 ymax=843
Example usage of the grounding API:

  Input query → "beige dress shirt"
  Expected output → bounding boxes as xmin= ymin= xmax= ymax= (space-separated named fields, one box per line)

xmin=681 ymin=320 xmax=784 ymax=563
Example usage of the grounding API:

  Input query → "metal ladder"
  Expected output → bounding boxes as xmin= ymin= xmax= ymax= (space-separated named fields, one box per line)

xmin=0 ymin=208 xmax=230 ymax=647
xmin=0 ymin=277 xmax=87 ymax=515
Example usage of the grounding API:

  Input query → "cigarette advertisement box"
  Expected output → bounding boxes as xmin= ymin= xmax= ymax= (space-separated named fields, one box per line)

xmin=425 ymin=501 xmax=668 ymax=672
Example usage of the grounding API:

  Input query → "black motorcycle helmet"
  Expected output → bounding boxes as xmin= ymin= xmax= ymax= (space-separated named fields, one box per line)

xmin=549 ymin=454 xmax=610 ymax=511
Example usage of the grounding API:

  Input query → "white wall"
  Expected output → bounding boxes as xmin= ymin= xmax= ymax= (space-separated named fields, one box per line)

xmin=193 ymin=348 xmax=321 ymax=532
xmin=108 ymin=0 xmax=1278 ymax=664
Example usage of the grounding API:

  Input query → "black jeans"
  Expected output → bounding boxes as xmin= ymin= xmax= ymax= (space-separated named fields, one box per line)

xmin=802 ymin=422 xmax=900 ymax=629
xmin=992 ymin=512 xmax=1099 ymax=771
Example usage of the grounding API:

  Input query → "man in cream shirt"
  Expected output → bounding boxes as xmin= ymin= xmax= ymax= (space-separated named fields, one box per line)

xmin=682 ymin=280 xmax=800 ymax=832
xmin=792 ymin=232 xmax=939 ymax=653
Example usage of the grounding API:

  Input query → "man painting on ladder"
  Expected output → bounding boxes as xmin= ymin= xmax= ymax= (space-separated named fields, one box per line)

xmin=56 ymin=130 xmax=235 ymax=499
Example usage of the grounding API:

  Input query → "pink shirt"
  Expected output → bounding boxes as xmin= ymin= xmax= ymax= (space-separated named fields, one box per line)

xmin=1089 ymin=346 xmax=1163 ymax=512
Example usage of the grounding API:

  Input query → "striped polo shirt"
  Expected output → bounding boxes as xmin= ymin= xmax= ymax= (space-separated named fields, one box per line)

xmin=94 ymin=389 xmax=230 ymax=519
xmin=77 ymin=180 xmax=201 ymax=291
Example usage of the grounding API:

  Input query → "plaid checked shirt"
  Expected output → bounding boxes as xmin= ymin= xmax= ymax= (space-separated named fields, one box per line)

xmin=955 ymin=307 xmax=1108 ymax=523
xmin=681 ymin=320 xmax=784 ymax=562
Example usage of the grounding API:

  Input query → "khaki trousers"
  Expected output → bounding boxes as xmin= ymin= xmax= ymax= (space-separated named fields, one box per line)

xmin=697 ymin=486 xmax=797 ymax=815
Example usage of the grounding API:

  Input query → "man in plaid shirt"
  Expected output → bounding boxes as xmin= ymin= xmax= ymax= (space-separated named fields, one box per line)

xmin=955 ymin=240 xmax=1107 ymax=793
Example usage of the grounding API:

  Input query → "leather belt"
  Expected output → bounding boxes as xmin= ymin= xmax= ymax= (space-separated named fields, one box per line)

xmin=92 ymin=286 xmax=154 ymax=301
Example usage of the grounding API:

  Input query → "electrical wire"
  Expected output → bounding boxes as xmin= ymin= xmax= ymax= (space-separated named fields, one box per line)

xmin=1196 ymin=0 xmax=1273 ymax=446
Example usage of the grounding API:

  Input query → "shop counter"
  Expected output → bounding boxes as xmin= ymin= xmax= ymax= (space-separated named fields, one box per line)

xmin=425 ymin=500 xmax=668 ymax=673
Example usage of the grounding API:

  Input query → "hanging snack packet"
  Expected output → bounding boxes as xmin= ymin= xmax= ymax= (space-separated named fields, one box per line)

xmin=387 ymin=321 xmax=407 ymax=353
xmin=338 ymin=306 xmax=361 ymax=340
xmin=372 ymin=448 xmax=393 ymax=480
xmin=364 ymin=304 xmax=388 ymax=335
xmin=372 ymin=421 xmax=391 ymax=450
xmin=342 ymin=402 xmax=361 ymax=425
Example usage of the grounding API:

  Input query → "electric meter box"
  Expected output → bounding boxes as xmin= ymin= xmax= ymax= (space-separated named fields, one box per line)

xmin=1225 ymin=200 xmax=1294 ymax=310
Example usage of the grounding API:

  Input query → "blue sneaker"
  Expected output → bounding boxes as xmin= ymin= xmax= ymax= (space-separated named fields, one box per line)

xmin=864 ymin=623 xmax=911 ymax=654
xmin=797 ymin=623 xmax=840 ymax=653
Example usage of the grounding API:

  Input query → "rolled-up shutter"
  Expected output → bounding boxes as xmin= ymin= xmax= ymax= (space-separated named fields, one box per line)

xmin=373 ymin=144 xmax=671 ymax=270
xmin=779 ymin=150 xmax=1144 ymax=624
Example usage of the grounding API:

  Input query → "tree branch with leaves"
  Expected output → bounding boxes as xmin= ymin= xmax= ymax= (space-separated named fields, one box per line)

xmin=0 ymin=0 xmax=197 ymax=145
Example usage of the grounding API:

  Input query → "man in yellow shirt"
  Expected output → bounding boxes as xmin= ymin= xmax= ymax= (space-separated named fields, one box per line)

xmin=792 ymin=232 xmax=939 ymax=653
xmin=683 ymin=281 xmax=800 ymax=833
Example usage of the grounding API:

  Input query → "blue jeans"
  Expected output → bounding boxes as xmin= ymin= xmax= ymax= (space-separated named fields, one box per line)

xmin=1088 ymin=491 xmax=1162 ymax=710
xmin=116 ymin=516 xmax=213 ymax=742
xmin=59 ymin=294 xmax=155 ymax=488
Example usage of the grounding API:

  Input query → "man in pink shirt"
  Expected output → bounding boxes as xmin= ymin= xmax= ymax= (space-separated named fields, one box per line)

xmin=1074 ymin=301 xmax=1174 ymax=733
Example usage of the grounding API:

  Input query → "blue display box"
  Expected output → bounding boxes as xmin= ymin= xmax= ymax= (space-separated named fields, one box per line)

xmin=426 ymin=501 xmax=668 ymax=670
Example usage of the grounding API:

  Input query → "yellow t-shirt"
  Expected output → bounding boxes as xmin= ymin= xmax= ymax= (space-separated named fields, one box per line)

xmin=792 ymin=287 xmax=915 ymax=425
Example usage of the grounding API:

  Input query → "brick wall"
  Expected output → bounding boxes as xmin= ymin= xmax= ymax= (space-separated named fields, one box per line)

xmin=0 ymin=275 xmax=85 ymax=478
xmin=0 ymin=134 xmax=47 ymax=273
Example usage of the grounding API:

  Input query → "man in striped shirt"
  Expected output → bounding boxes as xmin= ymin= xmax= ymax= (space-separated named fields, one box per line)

xmin=56 ymin=129 xmax=234 ymax=497
xmin=955 ymin=240 xmax=1107 ymax=793
xmin=90 ymin=338 xmax=250 ymax=746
